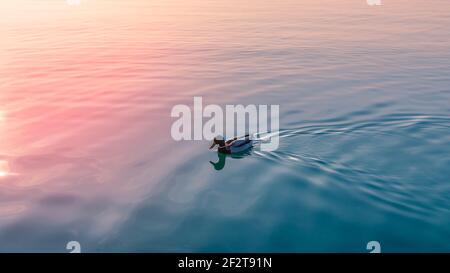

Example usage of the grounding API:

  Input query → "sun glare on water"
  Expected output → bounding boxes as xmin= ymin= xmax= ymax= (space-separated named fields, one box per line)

xmin=0 ymin=114 xmax=8 ymax=178
xmin=0 ymin=161 xmax=11 ymax=177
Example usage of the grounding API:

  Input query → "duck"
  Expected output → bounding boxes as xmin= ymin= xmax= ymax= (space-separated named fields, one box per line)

xmin=209 ymin=134 xmax=253 ymax=154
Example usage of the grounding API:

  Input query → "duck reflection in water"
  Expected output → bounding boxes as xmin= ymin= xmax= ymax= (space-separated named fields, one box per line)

xmin=209 ymin=150 xmax=253 ymax=171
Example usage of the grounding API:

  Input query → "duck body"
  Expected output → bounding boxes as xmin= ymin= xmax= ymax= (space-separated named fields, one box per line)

xmin=218 ymin=138 xmax=253 ymax=154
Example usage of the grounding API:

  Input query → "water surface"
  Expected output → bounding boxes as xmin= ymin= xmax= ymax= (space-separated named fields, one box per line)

xmin=0 ymin=0 xmax=449 ymax=252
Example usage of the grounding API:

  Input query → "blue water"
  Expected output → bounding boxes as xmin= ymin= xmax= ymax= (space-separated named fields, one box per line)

xmin=0 ymin=0 xmax=449 ymax=252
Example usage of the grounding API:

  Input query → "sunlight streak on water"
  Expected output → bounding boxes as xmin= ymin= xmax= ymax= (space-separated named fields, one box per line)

xmin=0 ymin=161 xmax=10 ymax=177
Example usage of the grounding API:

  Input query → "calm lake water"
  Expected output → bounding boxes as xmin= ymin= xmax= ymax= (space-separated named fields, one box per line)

xmin=0 ymin=0 xmax=449 ymax=252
